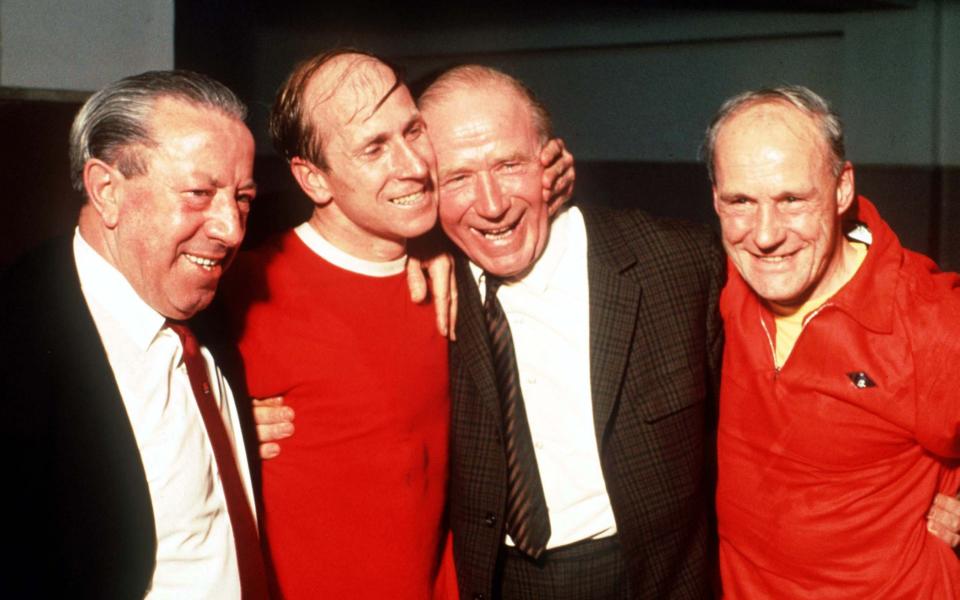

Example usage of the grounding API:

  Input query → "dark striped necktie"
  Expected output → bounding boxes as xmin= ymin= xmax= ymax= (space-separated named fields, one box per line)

xmin=483 ymin=274 xmax=551 ymax=558
xmin=168 ymin=322 xmax=270 ymax=599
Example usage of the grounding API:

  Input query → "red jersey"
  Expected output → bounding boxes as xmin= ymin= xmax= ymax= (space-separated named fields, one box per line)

xmin=225 ymin=229 xmax=454 ymax=599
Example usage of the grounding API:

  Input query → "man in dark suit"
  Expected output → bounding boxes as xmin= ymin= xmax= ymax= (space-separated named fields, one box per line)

xmin=1 ymin=70 xmax=268 ymax=598
xmin=419 ymin=66 xmax=724 ymax=599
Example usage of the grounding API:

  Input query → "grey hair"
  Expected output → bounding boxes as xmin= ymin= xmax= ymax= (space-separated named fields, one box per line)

xmin=701 ymin=85 xmax=845 ymax=185
xmin=69 ymin=69 xmax=247 ymax=193
xmin=418 ymin=64 xmax=553 ymax=144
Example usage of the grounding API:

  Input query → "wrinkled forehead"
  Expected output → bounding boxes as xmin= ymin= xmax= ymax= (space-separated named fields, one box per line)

xmin=303 ymin=55 xmax=401 ymax=134
xmin=720 ymin=101 xmax=825 ymax=155
xmin=715 ymin=101 xmax=831 ymax=176
xmin=426 ymin=84 xmax=538 ymax=147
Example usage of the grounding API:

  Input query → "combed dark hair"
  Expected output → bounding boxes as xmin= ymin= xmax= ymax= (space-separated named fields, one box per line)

xmin=418 ymin=64 xmax=553 ymax=144
xmin=69 ymin=69 xmax=246 ymax=194
xmin=269 ymin=47 xmax=404 ymax=169
xmin=701 ymin=85 xmax=845 ymax=185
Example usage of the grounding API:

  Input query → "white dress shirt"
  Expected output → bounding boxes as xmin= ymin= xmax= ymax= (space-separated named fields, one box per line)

xmin=470 ymin=206 xmax=617 ymax=549
xmin=73 ymin=229 xmax=254 ymax=599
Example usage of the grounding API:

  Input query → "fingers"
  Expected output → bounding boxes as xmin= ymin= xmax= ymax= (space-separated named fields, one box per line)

xmin=539 ymin=138 xmax=564 ymax=167
xmin=448 ymin=274 xmax=458 ymax=341
xmin=406 ymin=256 xmax=429 ymax=304
xmin=933 ymin=492 xmax=960 ymax=517
xmin=540 ymin=138 xmax=575 ymax=213
xmin=926 ymin=493 xmax=960 ymax=548
xmin=426 ymin=252 xmax=456 ymax=339
xmin=927 ymin=518 xmax=960 ymax=548
xmin=253 ymin=396 xmax=294 ymax=459
xmin=546 ymin=166 xmax=576 ymax=216
xmin=260 ymin=442 xmax=282 ymax=461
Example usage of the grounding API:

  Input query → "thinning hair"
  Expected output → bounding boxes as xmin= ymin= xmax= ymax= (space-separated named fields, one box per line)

xmin=418 ymin=64 xmax=554 ymax=144
xmin=269 ymin=47 xmax=404 ymax=169
xmin=69 ymin=69 xmax=246 ymax=194
xmin=701 ymin=85 xmax=846 ymax=185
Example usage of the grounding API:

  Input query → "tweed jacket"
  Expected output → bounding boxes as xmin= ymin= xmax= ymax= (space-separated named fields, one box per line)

xmin=448 ymin=205 xmax=725 ymax=600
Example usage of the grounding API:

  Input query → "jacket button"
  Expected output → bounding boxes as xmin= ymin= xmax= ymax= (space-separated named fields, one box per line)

xmin=484 ymin=512 xmax=497 ymax=527
xmin=473 ymin=594 xmax=485 ymax=600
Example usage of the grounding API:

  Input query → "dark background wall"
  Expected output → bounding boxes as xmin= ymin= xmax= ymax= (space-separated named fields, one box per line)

xmin=4 ymin=0 xmax=959 ymax=270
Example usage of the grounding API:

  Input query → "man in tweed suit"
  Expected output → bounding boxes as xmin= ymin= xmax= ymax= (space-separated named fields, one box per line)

xmin=419 ymin=66 xmax=724 ymax=599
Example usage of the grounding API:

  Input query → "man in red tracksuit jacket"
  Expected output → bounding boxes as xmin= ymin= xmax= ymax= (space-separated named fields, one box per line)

xmin=705 ymin=84 xmax=960 ymax=598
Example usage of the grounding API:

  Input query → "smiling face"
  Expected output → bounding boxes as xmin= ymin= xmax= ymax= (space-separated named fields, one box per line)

xmin=712 ymin=100 xmax=854 ymax=310
xmin=423 ymin=83 xmax=549 ymax=278
xmin=96 ymin=97 xmax=256 ymax=319
xmin=302 ymin=56 xmax=438 ymax=260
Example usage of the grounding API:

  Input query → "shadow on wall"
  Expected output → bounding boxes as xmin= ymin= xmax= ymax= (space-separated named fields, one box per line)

xmin=0 ymin=99 xmax=84 ymax=268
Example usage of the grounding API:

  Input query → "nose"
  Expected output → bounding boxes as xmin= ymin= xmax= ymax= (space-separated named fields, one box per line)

xmin=205 ymin=192 xmax=245 ymax=248
xmin=474 ymin=172 xmax=508 ymax=219
xmin=752 ymin=202 xmax=785 ymax=251
xmin=395 ymin=139 xmax=429 ymax=180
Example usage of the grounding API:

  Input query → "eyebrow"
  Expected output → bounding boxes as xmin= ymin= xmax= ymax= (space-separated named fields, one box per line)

xmin=199 ymin=174 xmax=257 ymax=193
xmin=355 ymin=112 xmax=423 ymax=151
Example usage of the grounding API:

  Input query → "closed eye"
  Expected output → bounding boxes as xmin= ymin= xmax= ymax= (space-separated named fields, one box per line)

xmin=442 ymin=173 xmax=470 ymax=187
xmin=406 ymin=121 xmax=425 ymax=140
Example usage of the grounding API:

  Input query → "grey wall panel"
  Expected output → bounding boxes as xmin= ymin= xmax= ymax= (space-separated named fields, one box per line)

xmin=398 ymin=35 xmax=843 ymax=163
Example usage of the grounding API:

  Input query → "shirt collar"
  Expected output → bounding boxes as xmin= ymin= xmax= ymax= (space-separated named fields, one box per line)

xmin=73 ymin=228 xmax=167 ymax=352
xmin=825 ymin=196 xmax=898 ymax=333
xmin=295 ymin=221 xmax=406 ymax=277
xmin=469 ymin=205 xmax=578 ymax=296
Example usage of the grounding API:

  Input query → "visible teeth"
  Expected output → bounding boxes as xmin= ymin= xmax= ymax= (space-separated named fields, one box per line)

xmin=184 ymin=254 xmax=218 ymax=269
xmin=390 ymin=191 xmax=423 ymax=206
xmin=759 ymin=256 xmax=787 ymax=262
xmin=476 ymin=225 xmax=514 ymax=240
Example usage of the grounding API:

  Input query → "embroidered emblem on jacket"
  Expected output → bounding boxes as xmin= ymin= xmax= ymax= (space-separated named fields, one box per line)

xmin=846 ymin=371 xmax=876 ymax=389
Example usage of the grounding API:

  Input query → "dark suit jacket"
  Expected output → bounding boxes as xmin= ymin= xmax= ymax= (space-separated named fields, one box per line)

xmin=0 ymin=236 xmax=255 ymax=599
xmin=448 ymin=206 xmax=725 ymax=600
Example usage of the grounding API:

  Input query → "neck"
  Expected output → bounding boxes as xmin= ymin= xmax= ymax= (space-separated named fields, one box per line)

xmin=308 ymin=208 xmax=406 ymax=263
xmin=77 ymin=204 xmax=119 ymax=270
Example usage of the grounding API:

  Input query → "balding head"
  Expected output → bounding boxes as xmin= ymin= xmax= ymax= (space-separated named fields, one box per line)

xmin=270 ymin=49 xmax=404 ymax=169
xmin=419 ymin=64 xmax=553 ymax=145
xmin=702 ymin=85 xmax=845 ymax=186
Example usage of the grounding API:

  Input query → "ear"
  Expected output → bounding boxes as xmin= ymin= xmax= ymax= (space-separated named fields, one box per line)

xmin=712 ymin=186 xmax=723 ymax=216
xmin=290 ymin=157 xmax=333 ymax=207
xmin=835 ymin=161 xmax=855 ymax=216
xmin=83 ymin=159 xmax=124 ymax=228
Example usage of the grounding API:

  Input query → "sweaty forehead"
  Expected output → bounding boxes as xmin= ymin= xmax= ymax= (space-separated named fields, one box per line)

xmin=720 ymin=102 xmax=823 ymax=152
xmin=303 ymin=56 xmax=401 ymax=132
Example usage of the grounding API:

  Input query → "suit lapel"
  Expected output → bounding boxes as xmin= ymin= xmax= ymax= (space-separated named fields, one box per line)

xmin=453 ymin=253 xmax=502 ymax=421
xmin=582 ymin=207 xmax=642 ymax=447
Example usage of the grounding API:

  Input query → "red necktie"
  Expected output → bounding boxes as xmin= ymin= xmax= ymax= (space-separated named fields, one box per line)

xmin=168 ymin=322 xmax=269 ymax=599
